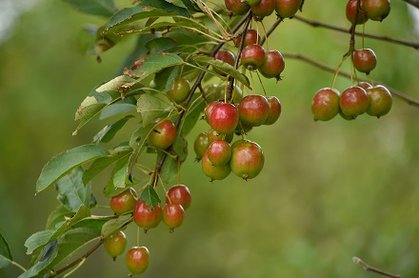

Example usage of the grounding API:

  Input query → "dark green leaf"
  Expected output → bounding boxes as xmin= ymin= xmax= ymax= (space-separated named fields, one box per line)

xmin=131 ymin=53 xmax=184 ymax=81
xmin=181 ymin=94 xmax=205 ymax=135
xmin=56 ymin=168 xmax=97 ymax=212
xmin=138 ymin=0 xmax=190 ymax=17
xmin=0 ymin=233 xmax=12 ymax=269
xmin=18 ymin=241 xmax=58 ymax=278
xmin=101 ymin=214 xmax=132 ymax=238
xmin=93 ymin=115 xmax=134 ymax=143
xmin=36 ymin=144 xmax=109 ymax=193
xmin=64 ymin=0 xmax=117 ymax=17
xmin=136 ymin=93 xmax=173 ymax=127
xmin=46 ymin=206 xmax=72 ymax=230
xmin=117 ymin=34 xmax=156 ymax=74
xmin=83 ymin=156 xmax=118 ymax=185
xmin=140 ymin=185 xmax=161 ymax=208
xmin=111 ymin=153 xmax=131 ymax=188
xmin=159 ymin=136 xmax=188 ymax=186
xmin=99 ymin=103 xmax=137 ymax=120
xmin=154 ymin=67 xmax=180 ymax=91
xmin=146 ymin=37 xmax=177 ymax=53
xmin=179 ymin=0 xmax=202 ymax=12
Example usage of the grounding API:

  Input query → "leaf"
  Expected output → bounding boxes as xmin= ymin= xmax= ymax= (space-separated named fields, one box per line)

xmin=36 ymin=144 xmax=109 ymax=193
xmin=83 ymin=156 xmax=118 ymax=185
xmin=140 ymin=185 xmax=161 ymax=208
xmin=101 ymin=214 xmax=132 ymax=238
xmin=99 ymin=103 xmax=137 ymax=120
xmin=93 ymin=115 xmax=134 ymax=143
xmin=138 ymin=0 xmax=190 ymax=17
xmin=24 ymin=231 xmax=54 ymax=256
xmin=159 ymin=136 xmax=188 ymax=186
xmin=136 ymin=93 xmax=173 ymax=127
xmin=19 ymin=241 xmax=58 ymax=278
xmin=64 ymin=0 xmax=117 ymax=17
xmin=46 ymin=206 xmax=72 ymax=230
xmin=146 ymin=37 xmax=177 ymax=53
xmin=131 ymin=53 xmax=184 ymax=81
xmin=154 ymin=67 xmax=180 ymax=91
xmin=0 ymin=233 xmax=12 ymax=269
xmin=111 ymin=153 xmax=131 ymax=188
xmin=181 ymin=94 xmax=205 ymax=135
xmin=56 ymin=168 xmax=97 ymax=212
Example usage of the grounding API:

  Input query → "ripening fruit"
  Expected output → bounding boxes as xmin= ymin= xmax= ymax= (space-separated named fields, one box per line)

xmin=167 ymin=78 xmax=190 ymax=104
xmin=104 ymin=231 xmax=127 ymax=259
xmin=215 ymin=50 xmax=235 ymax=66
xmin=208 ymin=103 xmax=239 ymax=134
xmin=126 ymin=246 xmax=150 ymax=275
xmin=251 ymin=0 xmax=275 ymax=18
xmin=239 ymin=95 xmax=270 ymax=126
xmin=362 ymin=0 xmax=390 ymax=21
xmin=311 ymin=88 xmax=340 ymax=121
xmin=204 ymin=101 xmax=222 ymax=122
xmin=340 ymin=86 xmax=369 ymax=118
xmin=225 ymin=0 xmax=250 ymax=15
xmin=201 ymin=151 xmax=231 ymax=180
xmin=207 ymin=140 xmax=232 ymax=166
xmin=259 ymin=50 xmax=285 ymax=79
xmin=233 ymin=29 xmax=260 ymax=47
xmin=163 ymin=203 xmax=184 ymax=230
xmin=346 ymin=0 xmax=368 ymax=25
xmin=274 ymin=0 xmax=303 ymax=18
xmin=194 ymin=132 xmax=210 ymax=161
xmin=133 ymin=200 xmax=163 ymax=231
xmin=265 ymin=96 xmax=282 ymax=125
xmin=166 ymin=184 xmax=192 ymax=209
xmin=358 ymin=81 xmax=373 ymax=90
xmin=208 ymin=129 xmax=234 ymax=144
xmin=246 ymin=0 xmax=262 ymax=6
xmin=241 ymin=44 xmax=266 ymax=70
xmin=353 ymin=48 xmax=377 ymax=74
xmin=230 ymin=140 xmax=264 ymax=180
xmin=147 ymin=119 xmax=177 ymax=149
xmin=110 ymin=188 xmax=137 ymax=215
xmin=366 ymin=85 xmax=392 ymax=117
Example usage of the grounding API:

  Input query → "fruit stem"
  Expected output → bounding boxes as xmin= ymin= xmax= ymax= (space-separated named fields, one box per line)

xmin=331 ymin=55 xmax=349 ymax=89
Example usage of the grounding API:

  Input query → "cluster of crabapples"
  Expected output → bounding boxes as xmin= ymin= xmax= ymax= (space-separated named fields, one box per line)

xmin=104 ymin=185 xmax=191 ymax=275
xmin=311 ymin=0 xmax=393 ymax=121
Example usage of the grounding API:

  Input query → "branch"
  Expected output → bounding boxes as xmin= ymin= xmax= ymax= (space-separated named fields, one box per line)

xmin=293 ymin=15 xmax=419 ymax=50
xmin=353 ymin=257 xmax=402 ymax=278
xmin=403 ymin=0 xmax=419 ymax=8
xmin=283 ymin=52 xmax=419 ymax=107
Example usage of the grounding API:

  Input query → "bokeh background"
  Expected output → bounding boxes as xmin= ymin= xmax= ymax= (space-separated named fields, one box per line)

xmin=1 ymin=0 xmax=418 ymax=277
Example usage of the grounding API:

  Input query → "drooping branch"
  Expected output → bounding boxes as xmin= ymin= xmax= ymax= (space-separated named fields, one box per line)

xmin=283 ymin=52 xmax=419 ymax=107
xmin=403 ymin=0 xmax=419 ymax=9
xmin=353 ymin=257 xmax=402 ymax=278
xmin=293 ymin=15 xmax=419 ymax=50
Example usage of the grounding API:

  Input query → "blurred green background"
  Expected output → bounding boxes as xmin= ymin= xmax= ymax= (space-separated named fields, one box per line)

xmin=1 ymin=0 xmax=419 ymax=277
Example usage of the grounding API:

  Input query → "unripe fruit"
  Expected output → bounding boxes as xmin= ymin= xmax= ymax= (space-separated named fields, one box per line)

xmin=167 ymin=78 xmax=190 ymax=104
xmin=274 ymin=0 xmax=303 ymax=18
xmin=265 ymin=96 xmax=282 ymax=125
xmin=194 ymin=132 xmax=210 ymax=161
xmin=166 ymin=184 xmax=192 ymax=210
xmin=125 ymin=246 xmax=149 ymax=275
xmin=259 ymin=50 xmax=285 ymax=79
xmin=239 ymin=95 xmax=270 ymax=126
xmin=110 ymin=188 xmax=137 ymax=215
xmin=208 ymin=129 xmax=234 ymax=144
xmin=251 ymin=0 xmax=275 ymax=18
xmin=133 ymin=200 xmax=162 ymax=231
xmin=225 ymin=0 xmax=250 ymax=15
xmin=205 ymin=84 xmax=243 ymax=104
xmin=241 ymin=44 xmax=266 ymax=70
xmin=340 ymin=86 xmax=369 ymax=118
xmin=366 ymin=85 xmax=392 ymax=118
xmin=209 ymin=103 xmax=239 ymax=134
xmin=230 ymin=140 xmax=264 ymax=180
xmin=358 ymin=81 xmax=373 ymax=90
xmin=215 ymin=50 xmax=235 ymax=66
xmin=346 ymin=0 xmax=368 ymax=25
xmin=201 ymin=151 xmax=231 ymax=180
xmin=163 ymin=203 xmax=184 ymax=230
xmin=147 ymin=119 xmax=177 ymax=149
xmin=104 ymin=231 xmax=127 ymax=259
xmin=311 ymin=88 xmax=340 ymax=121
xmin=353 ymin=48 xmax=377 ymax=74
xmin=207 ymin=140 xmax=232 ymax=166
xmin=233 ymin=29 xmax=260 ymax=47
xmin=362 ymin=0 xmax=390 ymax=21
xmin=246 ymin=0 xmax=262 ymax=6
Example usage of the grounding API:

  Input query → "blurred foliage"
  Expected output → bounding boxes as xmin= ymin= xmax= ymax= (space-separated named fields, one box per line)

xmin=0 ymin=0 xmax=418 ymax=277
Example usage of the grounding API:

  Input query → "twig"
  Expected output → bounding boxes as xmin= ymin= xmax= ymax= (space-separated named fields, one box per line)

xmin=283 ymin=52 xmax=419 ymax=107
xmin=403 ymin=0 xmax=419 ymax=9
xmin=293 ymin=15 xmax=419 ymax=50
xmin=353 ymin=257 xmax=402 ymax=278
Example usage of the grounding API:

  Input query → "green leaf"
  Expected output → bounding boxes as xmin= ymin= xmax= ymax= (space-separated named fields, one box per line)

xmin=93 ymin=115 xmax=134 ymax=143
xmin=64 ymin=0 xmax=117 ymax=17
xmin=140 ymin=185 xmax=161 ymax=208
xmin=159 ymin=136 xmax=188 ymax=185
xmin=19 ymin=241 xmax=58 ymax=278
xmin=111 ymin=153 xmax=131 ymax=188
xmin=136 ymin=93 xmax=173 ymax=127
xmin=46 ymin=206 xmax=72 ymax=230
xmin=0 ymin=233 xmax=12 ymax=269
xmin=83 ymin=156 xmax=118 ymax=185
xmin=181 ymin=94 xmax=205 ymax=135
xmin=138 ymin=0 xmax=190 ymax=17
xmin=154 ymin=67 xmax=180 ymax=91
xmin=24 ymin=231 xmax=54 ymax=256
xmin=99 ymin=103 xmax=137 ymax=120
xmin=131 ymin=53 xmax=184 ymax=81
xmin=146 ymin=37 xmax=177 ymax=53
xmin=56 ymin=168 xmax=97 ymax=212
xmin=101 ymin=214 xmax=132 ymax=238
xmin=36 ymin=144 xmax=109 ymax=193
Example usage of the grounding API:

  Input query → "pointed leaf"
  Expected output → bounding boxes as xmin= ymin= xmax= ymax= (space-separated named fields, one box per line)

xmin=136 ymin=93 xmax=173 ymax=127
xmin=138 ymin=0 xmax=189 ymax=17
xmin=101 ymin=214 xmax=132 ymax=238
xmin=18 ymin=241 xmax=58 ymax=278
xmin=140 ymin=185 xmax=161 ymax=208
xmin=64 ymin=0 xmax=117 ymax=17
xmin=0 ymin=233 xmax=12 ymax=269
xmin=93 ymin=115 xmax=134 ymax=143
xmin=36 ymin=144 xmax=109 ymax=193
xmin=131 ymin=53 xmax=184 ymax=81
